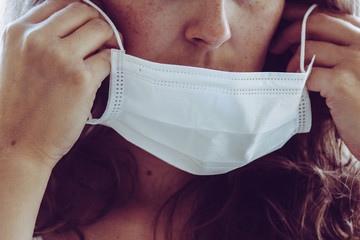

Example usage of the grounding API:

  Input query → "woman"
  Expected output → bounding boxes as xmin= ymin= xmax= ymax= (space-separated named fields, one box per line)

xmin=0 ymin=0 xmax=359 ymax=239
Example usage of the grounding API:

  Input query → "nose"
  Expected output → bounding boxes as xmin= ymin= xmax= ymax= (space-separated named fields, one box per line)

xmin=185 ymin=0 xmax=231 ymax=49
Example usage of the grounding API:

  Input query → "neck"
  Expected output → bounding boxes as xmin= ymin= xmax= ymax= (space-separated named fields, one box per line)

xmin=91 ymin=133 xmax=196 ymax=240
xmin=125 ymin=140 xmax=195 ymax=210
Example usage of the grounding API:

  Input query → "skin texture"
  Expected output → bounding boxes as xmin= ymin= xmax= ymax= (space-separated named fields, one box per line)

xmin=101 ymin=0 xmax=284 ymax=72
xmin=0 ymin=1 xmax=114 ymax=239
xmin=0 ymin=0 xmax=360 ymax=239
xmin=271 ymin=3 xmax=360 ymax=159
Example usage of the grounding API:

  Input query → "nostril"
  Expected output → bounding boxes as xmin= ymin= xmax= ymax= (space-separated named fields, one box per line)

xmin=193 ymin=37 xmax=203 ymax=42
xmin=185 ymin=21 xmax=231 ymax=48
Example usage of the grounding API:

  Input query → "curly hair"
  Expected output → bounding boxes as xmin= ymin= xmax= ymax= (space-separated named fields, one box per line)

xmin=3 ymin=0 xmax=360 ymax=239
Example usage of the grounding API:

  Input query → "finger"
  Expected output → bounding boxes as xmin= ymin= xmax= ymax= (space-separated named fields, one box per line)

xmin=62 ymin=18 xmax=113 ymax=58
xmin=284 ymin=12 xmax=360 ymax=30
xmin=305 ymin=67 xmax=354 ymax=99
xmin=84 ymin=49 xmax=111 ymax=90
xmin=21 ymin=0 xmax=76 ymax=24
xmin=306 ymin=67 xmax=360 ymax=115
xmin=286 ymin=41 xmax=347 ymax=72
xmin=271 ymin=13 xmax=360 ymax=54
xmin=305 ymin=67 xmax=334 ymax=94
xmin=103 ymin=31 xmax=123 ymax=50
xmin=89 ymin=31 xmax=124 ymax=55
xmin=282 ymin=3 xmax=318 ymax=20
xmin=282 ymin=3 xmax=358 ymax=24
xmin=41 ymin=2 xmax=99 ymax=38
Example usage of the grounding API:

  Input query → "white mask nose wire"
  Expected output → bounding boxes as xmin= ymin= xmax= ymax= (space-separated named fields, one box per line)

xmin=301 ymin=4 xmax=317 ymax=73
xmin=82 ymin=0 xmax=125 ymax=51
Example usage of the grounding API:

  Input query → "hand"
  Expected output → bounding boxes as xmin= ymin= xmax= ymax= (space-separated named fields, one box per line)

xmin=0 ymin=0 xmax=117 ymax=168
xmin=270 ymin=3 xmax=360 ymax=159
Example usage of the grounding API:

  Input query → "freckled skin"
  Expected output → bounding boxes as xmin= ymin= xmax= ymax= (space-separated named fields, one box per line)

xmin=101 ymin=0 xmax=285 ymax=72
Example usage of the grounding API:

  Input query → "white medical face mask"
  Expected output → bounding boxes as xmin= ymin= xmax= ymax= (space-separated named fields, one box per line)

xmin=84 ymin=0 xmax=316 ymax=175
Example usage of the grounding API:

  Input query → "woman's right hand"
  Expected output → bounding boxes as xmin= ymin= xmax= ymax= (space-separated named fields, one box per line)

xmin=0 ymin=0 xmax=115 ymax=168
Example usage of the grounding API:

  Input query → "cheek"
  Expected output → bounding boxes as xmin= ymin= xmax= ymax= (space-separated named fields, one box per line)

xmin=253 ymin=10 xmax=282 ymax=51
xmin=255 ymin=0 xmax=284 ymax=45
xmin=103 ymin=1 xmax=165 ymax=50
xmin=231 ymin=0 xmax=284 ymax=69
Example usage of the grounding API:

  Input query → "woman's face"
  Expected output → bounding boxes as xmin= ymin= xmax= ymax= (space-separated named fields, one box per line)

xmin=101 ymin=0 xmax=285 ymax=72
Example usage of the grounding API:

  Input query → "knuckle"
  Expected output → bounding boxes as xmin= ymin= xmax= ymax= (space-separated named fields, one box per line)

xmin=89 ymin=19 xmax=112 ymax=34
xmin=3 ymin=22 xmax=24 ymax=40
xmin=311 ymin=12 xmax=331 ymax=25
xmin=46 ymin=0 xmax=66 ymax=9
xmin=23 ymin=28 xmax=48 ymax=50
xmin=67 ymin=2 xmax=98 ymax=18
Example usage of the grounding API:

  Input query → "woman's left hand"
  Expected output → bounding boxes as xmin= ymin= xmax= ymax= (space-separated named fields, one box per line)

xmin=271 ymin=3 xmax=360 ymax=159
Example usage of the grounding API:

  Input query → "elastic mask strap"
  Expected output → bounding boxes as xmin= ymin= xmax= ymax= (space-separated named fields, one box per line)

xmin=300 ymin=4 xmax=317 ymax=73
xmin=82 ymin=0 xmax=125 ymax=51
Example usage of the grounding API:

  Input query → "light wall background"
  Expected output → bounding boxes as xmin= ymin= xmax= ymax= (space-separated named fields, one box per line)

xmin=0 ymin=0 xmax=5 ymax=33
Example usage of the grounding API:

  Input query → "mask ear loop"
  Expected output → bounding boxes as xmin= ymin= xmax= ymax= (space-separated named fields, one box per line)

xmin=82 ymin=0 xmax=125 ymax=51
xmin=82 ymin=0 xmax=125 ymax=124
xmin=300 ymin=4 xmax=317 ymax=73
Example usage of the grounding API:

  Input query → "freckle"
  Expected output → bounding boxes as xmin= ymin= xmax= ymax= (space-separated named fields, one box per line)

xmin=146 ymin=170 xmax=153 ymax=176
xmin=10 ymin=140 xmax=16 ymax=146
